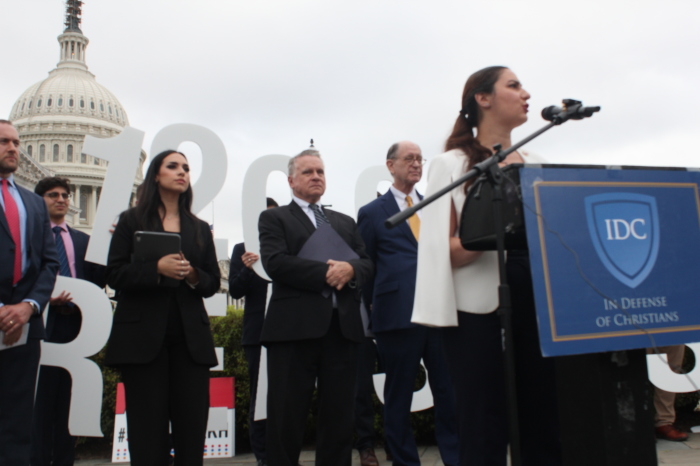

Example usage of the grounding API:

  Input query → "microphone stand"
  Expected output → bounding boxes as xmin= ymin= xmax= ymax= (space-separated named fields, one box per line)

xmin=386 ymin=100 xmax=599 ymax=466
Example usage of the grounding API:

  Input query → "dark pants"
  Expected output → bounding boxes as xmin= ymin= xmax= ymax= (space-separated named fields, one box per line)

xmin=0 ymin=338 xmax=41 ymax=466
xmin=375 ymin=326 xmax=459 ymax=466
xmin=354 ymin=337 xmax=377 ymax=452
xmin=244 ymin=345 xmax=267 ymax=463
xmin=31 ymin=366 xmax=76 ymax=466
xmin=120 ymin=337 xmax=210 ymax=466
xmin=31 ymin=308 xmax=82 ymax=466
xmin=266 ymin=311 xmax=359 ymax=466
xmin=443 ymin=253 xmax=562 ymax=466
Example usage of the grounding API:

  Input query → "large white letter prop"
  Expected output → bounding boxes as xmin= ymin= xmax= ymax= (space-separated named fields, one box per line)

xmin=242 ymin=154 xmax=291 ymax=280
xmin=41 ymin=276 xmax=113 ymax=436
xmin=647 ymin=343 xmax=700 ymax=392
xmin=82 ymin=127 xmax=145 ymax=265
xmin=355 ymin=165 xmax=391 ymax=216
xmin=204 ymin=238 xmax=230 ymax=318
xmin=150 ymin=124 xmax=227 ymax=216
xmin=244 ymin=155 xmax=291 ymax=420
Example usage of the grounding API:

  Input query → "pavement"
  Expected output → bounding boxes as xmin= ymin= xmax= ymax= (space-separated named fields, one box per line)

xmin=75 ymin=432 xmax=700 ymax=465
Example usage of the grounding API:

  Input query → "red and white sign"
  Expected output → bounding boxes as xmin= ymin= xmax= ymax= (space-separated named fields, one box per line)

xmin=111 ymin=377 xmax=235 ymax=462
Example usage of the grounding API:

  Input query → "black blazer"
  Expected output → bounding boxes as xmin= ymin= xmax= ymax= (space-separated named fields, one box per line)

xmin=0 ymin=182 xmax=59 ymax=339
xmin=228 ymin=242 xmax=269 ymax=346
xmin=45 ymin=226 xmax=107 ymax=340
xmin=104 ymin=208 xmax=220 ymax=366
xmin=258 ymin=201 xmax=373 ymax=344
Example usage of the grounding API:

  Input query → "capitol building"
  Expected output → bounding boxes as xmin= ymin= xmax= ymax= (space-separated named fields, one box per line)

xmin=8 ymin=0 xmax=145 ymax=234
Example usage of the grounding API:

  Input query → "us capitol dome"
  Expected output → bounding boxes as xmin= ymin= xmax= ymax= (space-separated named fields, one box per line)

xmin=8 ymin=0 xmax=145 ymax=234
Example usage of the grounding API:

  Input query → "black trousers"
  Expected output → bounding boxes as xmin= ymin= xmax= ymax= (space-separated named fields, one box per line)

xmin=31 ymin=366 xmax=75 ymax=466
xmin=353 ymin=337 xmax=377 ymax=452
xmin=120 ymin=336 xmax=210 ymax=466
xmin=244 ymin=344 xmax=267 ymax=462
xmin=443 ymin=253 xmax=562 ymax=466
xmin=0 ymin=338 xmax=41 ymax=466
xmin=266 ymin=311 xmax=359 ymax=466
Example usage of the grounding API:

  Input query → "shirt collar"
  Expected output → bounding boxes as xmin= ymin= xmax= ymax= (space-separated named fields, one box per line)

xmin=389 ymin=185 xmax=419 ymax=204
xmin=50 ymin=220 xmax=69 ymax=232
xmin=1 ymin=174 xmax=17 ymax=188
xmin=293 ymin=195 xmax=323 ymax=209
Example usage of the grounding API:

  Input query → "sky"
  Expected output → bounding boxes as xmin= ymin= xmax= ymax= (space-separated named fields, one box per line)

xmin=3 ymin=0 xmax=700 ymax=248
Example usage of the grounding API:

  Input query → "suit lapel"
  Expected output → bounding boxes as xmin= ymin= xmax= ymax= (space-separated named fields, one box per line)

xmin=288 ymin=201 xmax=316 ymax=236
xmin=17 ymin=185 xmax=35 ymax=252
xmin=0 ymin=201 xmax=10 ymax=237
xmin=380 ymin=190 xmax=417 ymax=247
xmin=68 ymin=227 xmax=86 ymax=279
xmin=179 ymin=215 xmax=196 ymax=261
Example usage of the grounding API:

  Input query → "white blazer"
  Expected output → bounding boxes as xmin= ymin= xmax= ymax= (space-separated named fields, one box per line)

xmin=411 ymin=148 xmax=546 ymax=327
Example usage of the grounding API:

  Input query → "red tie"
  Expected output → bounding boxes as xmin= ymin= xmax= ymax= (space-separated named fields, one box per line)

xmin=1 ymin=179 xmax=22 ymax=285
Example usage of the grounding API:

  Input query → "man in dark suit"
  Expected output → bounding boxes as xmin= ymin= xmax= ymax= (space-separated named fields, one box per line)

xmin=358 ymin=141 xmax=459 ymax=466
xmin=31 ymin=176 xmax=106 ymax=466
xmin=0 ymin=120 xmax=59 ymax=465
xmin=229 ymin=197 xmax=278 ymax=466
xmin=258 ymin=149 xmax=373 ymax=466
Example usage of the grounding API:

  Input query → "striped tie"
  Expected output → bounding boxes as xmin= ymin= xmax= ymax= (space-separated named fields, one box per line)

xmin=309 ymin=203 xmax=330 ymax=227
xmin=1 ymin=179 xmax=22 ymax=284
xmin=52 ymin=226 xmax=72 ymax=277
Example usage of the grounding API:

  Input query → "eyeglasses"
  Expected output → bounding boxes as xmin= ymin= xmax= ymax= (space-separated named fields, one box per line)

xmin=45 ymin=192 xmax=71 ymax=200
xmin=399 ymin=155 xmax=426 ymax=165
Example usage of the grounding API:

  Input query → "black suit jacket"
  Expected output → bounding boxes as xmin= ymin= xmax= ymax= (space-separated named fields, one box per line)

xmin=0 ymin=183 xmax=59 ymax=339
xmin=258 ymin=201 xmax=373 ymax=344
xmin=44 ymin=226 xmax=106 ymax=340
xmin=228 ymin=242 xmax=269 ymax=346
xmin=104 ymin=208 xmax=220 ymax=366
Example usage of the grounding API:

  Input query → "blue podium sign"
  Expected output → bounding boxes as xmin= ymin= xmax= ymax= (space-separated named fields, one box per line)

xmin=520 ymin=166 xmax=700 ymax=356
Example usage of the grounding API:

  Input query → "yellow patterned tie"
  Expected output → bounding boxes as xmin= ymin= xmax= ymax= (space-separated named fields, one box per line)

xmin=405 ymin=196 xmax=420 ymax=241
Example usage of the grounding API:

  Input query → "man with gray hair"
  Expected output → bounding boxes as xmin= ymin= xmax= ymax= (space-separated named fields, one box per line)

xmin=258 ymin=149 xmax=373 ymax=465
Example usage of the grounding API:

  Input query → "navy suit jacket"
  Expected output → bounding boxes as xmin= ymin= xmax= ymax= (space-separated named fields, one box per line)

xmin=357 ymin=190 xmax=421 ymax=333
xmin=0 ymin=183 xmax=59 ymax=339
xmin=44 ymin=227 xmax=106 ymax=340
xmin=228 ymin=242 xmax=269 ymax=346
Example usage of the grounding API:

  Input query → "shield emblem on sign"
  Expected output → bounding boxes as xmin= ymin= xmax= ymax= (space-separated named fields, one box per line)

xmin=584 ymin=193 xmax=660 ymax=288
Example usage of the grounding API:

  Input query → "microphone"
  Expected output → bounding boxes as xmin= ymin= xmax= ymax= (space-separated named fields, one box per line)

xmin=541 ymin=106 xmax=564 ymax=121
xmin=541 ymin=99 xmax=600 ymax=123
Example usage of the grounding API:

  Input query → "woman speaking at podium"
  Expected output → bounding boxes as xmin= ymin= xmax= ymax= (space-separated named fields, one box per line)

xmin=412 ymin=67 xmax=562 ymax=465
xmin=104 ymin=150 xmax=220 ymax=465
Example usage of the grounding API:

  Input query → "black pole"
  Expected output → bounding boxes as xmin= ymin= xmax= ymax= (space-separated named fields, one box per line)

xmin=485 ymin=154 xmax=522 ymax=466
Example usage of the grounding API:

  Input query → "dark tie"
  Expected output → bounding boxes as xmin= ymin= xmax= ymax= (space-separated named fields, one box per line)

xmin=1 ymin=179 xmax=22 ymax=284
xmin=52 ymin=226 xmax=72 ymax=277
xmin=309 ymin=203 xmax=333 ymax=298
xmin=309 ymin=203 xmax=330 ymax=227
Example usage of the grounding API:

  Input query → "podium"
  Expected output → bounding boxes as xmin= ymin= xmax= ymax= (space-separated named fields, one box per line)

xmin=461 ymin=164 xmax=700 ymax=465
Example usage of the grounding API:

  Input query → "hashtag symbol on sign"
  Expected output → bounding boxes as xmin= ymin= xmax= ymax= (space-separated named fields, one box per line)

xmin=118 ymin=428 xmax=126 ymax=442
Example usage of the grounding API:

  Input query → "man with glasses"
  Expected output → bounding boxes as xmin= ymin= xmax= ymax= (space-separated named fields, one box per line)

xmin=31 ymin=176 xmax=105 ymax=465
xmin=0 ymin=120 xmax=59 ymax=464
xmin=358 ymin=142 xmax=458 ymax=466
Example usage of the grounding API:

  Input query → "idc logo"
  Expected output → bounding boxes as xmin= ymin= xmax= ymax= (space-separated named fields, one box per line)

xmin=584 ymin=193 xmax=660 ymax=288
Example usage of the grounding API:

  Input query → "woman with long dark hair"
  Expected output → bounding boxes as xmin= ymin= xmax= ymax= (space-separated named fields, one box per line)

xmin=413 ymin=67 xmax=562 ymax=465
xmin=105 ymin=150 xmax=220 ymax=465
